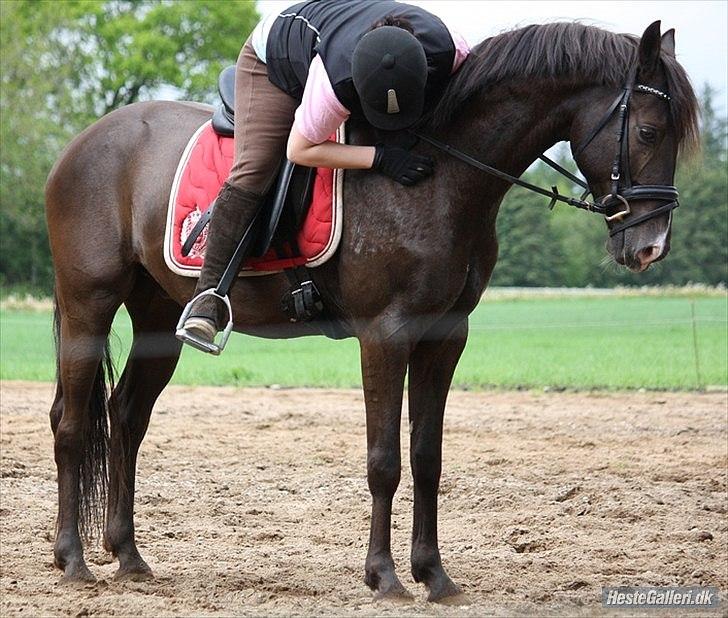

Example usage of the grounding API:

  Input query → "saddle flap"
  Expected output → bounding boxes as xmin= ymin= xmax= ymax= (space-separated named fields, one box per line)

xmin=288 ymin=166 xmax=317 ymax=231
xmin=253 ymin=161 xmax=318 ymax=257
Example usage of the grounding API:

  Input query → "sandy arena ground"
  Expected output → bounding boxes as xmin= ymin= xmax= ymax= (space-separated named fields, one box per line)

xmin=1 ymin=382 xmax=726 ymax=616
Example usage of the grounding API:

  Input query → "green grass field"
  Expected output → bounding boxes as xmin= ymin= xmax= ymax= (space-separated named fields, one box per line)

xmin=0 ymin=295 xmax=726 ymax=390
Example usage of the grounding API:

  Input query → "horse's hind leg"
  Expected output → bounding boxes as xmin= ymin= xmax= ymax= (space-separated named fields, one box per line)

xmin=360 ymin=329 xmax=413 ymax=600
xmin=50 ymin=383 xmax=63 ymax=435
xmin=104 ymin=272 xmax=182 ymax=580
xmin=53 ymin=290 xmax=126 ymax=582
xmin=407 ymin=318 xmax=468 ymax=602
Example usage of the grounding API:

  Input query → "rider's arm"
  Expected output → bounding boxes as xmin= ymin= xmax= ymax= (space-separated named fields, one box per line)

xmin=286 ymin=55 xmax=375 ymax=169
xmin=287 ymin=128 xmax=375 ymax=169
xmin=287 ymin=55 xmax=433 ymax=185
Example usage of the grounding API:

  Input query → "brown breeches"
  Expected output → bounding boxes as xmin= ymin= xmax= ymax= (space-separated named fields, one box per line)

xmin=228 ymin=40 xmax=299 ymax=195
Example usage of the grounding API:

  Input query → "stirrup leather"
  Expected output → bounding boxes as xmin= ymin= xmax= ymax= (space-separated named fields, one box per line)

xmin=175 ymin=289 xmax=234 ymax=355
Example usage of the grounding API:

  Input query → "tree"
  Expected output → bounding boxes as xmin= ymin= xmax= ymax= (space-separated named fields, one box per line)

xmin=0 ymin=1 xmax=79 ymax=290
xmin=0 ymin=0 xmax=259 ymax=292
xmin=490 ymin=186 xmax=566 ymax=287
xmin=699 ymin=83 xmax=727 ymax=163
xmin=651 ymin=86 xmax=728 ymax=286
xmin=57 ymin=0 xmax=259 ymax=118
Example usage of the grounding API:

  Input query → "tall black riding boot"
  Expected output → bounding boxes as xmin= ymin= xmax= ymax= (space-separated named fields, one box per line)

xmin=176 ymin=182 xmax=264 ymax=354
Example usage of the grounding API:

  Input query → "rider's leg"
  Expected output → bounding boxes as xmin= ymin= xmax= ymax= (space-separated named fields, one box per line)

xmin=177 ymin=40 xmax=298 ymax=350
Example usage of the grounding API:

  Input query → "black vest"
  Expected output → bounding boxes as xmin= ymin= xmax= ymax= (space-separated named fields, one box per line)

xmin=265 ymin=0 xmax=455 ymax=120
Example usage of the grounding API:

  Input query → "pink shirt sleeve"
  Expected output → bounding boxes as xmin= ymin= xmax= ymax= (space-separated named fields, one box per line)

xmin=293 ymin=55 xmax=350 ymax=144
xmin=447 ymin=27 xmax=471 ymax=73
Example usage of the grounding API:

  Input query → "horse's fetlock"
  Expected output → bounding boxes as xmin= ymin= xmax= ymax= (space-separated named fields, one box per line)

xmin=365 ymin=552 xmax=396 ymax=588
xmin=364 ymin=568 xmax=380 ymax=590
xmin=104 ymin=520 xmax=134 ymax=556
xmin=411 ymin=546 xmax=441 ymax=582
xmin=54 ymin=531 xmax=83 ymax=567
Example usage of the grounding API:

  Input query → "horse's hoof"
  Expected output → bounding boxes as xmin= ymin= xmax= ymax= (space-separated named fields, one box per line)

xmin=58 ymin=562 xmax=96 ymax=584
xmin=374 ymin=581 xmax=415 ymax=602
xmin=114 ymin=561 xmax=154 ymax=582
xmin=366 ymin=568 xmax=414 ymax=602
xmin=427 ymin=579 xmax=466 ymax=604
xmin=114 ymin=568 xmax=154 ymax=582
xmin=429 ymin=589 xmax=470 ymax=605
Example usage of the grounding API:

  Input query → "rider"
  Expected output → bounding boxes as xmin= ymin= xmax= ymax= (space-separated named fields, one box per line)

xmin=176 ymin=0 xmax=470 ymax=352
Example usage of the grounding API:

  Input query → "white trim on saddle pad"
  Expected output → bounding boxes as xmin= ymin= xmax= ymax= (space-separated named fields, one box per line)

xmin=307 ymin=123 xmax=345 ymax=268
xmin=163 ymin=120 xmax=345 ymax=278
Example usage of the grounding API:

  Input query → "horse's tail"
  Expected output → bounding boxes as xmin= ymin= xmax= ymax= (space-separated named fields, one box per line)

xmin=52 ymin=294 xmax=114 ymax=540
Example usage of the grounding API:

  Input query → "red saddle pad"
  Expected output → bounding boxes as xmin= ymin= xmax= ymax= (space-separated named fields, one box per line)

xmin=164 ymin=121 xmax=343 ymax=276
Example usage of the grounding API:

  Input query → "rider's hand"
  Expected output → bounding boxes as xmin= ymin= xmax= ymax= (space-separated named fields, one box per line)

xmin=372 ymin=144 xmax=433 ymax=186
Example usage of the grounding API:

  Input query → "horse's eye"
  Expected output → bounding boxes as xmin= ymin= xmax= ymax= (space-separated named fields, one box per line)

xmin=638 ymin=126 xmax=657 ymax=144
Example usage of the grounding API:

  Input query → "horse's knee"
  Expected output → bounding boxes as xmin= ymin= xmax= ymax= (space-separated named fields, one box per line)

xmin=109 ymin=399 xmax=151 ymax=454
xmin=367 ymin=447 xmax=401 ymax=496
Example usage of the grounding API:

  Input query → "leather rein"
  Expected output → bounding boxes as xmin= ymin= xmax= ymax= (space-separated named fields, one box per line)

xmin=412 ymin=73 xmax=679 ymax=237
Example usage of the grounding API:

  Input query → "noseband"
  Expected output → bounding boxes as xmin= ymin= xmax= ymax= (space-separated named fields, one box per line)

xmin=413 ymin=71 xmax=679 ymax=237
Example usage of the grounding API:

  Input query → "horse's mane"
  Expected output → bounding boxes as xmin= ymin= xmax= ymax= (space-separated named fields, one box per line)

xmin=430 ymin=22 xmax=699 ymax=152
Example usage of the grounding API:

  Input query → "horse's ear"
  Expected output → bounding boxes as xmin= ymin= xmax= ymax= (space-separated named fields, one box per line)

xmin=638 ymin=20 xmax=662 ymax=74
xmin=661 ymin=28 xmax=676 ymax=58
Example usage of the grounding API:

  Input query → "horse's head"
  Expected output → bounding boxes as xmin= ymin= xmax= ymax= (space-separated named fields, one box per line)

xmin=570 ymin=21 xmax=697 ymax=272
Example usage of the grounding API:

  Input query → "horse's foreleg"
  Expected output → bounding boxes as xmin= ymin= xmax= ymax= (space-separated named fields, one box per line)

xmin=105 ymin=278 xmax=182 ymax=580
xmin=408 ymin=318 xmax=468 ymax=602
xmin=360 ymin=334 xmax=412 ymax=600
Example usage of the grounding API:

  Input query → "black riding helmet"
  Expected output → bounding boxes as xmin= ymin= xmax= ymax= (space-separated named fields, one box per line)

xmin=352 ymin=26 xmax=428 ymax=131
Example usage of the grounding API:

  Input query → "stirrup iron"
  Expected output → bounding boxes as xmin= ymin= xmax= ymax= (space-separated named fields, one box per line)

xmin=175 ymin=289 xmax=234 ymax=355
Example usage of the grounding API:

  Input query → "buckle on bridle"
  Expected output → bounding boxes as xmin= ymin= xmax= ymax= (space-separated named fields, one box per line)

xmin=603 ymin=194 xmax=631 ymax=222
xmin=611 ymin=172 xmax=620 ymax=182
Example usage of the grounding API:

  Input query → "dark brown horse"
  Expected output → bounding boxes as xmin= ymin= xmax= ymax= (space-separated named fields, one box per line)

xmin=45 ymin=22 xmax=698 ymax=600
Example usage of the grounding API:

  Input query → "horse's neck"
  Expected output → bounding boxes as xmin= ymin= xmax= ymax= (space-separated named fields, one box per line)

xmin=444 ymin=80 xmax=582 ymax=191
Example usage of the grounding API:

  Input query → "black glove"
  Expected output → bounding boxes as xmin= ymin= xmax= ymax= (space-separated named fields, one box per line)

xmin=372 ymin=144 xmax=434 ymax=186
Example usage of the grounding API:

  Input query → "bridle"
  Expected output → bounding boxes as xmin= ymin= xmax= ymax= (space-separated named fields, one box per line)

xmin=412 ymin=70 xmax=680 ymax=237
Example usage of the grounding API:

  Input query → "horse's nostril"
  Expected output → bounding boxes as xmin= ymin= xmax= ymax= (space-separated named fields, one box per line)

xmin=636 ymin=244 xmax=662 ymax=266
